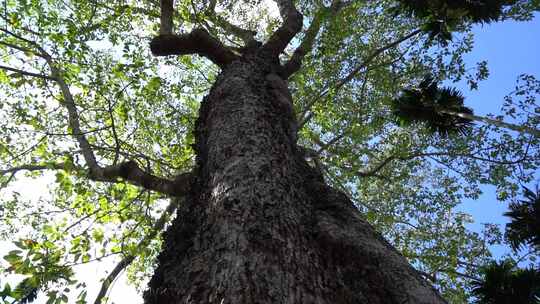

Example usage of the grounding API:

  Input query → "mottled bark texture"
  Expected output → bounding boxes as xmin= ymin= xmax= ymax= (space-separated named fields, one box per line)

xmin=143 ymin=54 xmax=447 ymax=303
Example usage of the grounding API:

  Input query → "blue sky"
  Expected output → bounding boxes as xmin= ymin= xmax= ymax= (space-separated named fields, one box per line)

xmin=457 ymin=14 xmax=540 ymax=258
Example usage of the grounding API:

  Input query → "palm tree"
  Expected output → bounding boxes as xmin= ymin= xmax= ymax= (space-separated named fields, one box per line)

xmin=504 ymin=186 xmax=540 ymax=251
xmin=471 ymin=261 xmax=540 ymax=304
xmin=391 ymin=76 xmax=540 ymax=137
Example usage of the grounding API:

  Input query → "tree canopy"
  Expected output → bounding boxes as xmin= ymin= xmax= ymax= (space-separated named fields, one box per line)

xmin=0 ymin=0 xmax=539 ymax=303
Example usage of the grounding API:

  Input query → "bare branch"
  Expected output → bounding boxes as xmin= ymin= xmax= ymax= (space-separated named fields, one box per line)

xmin=0 ymin=40 xmax=45 ymax=57
xmin=355 ymin=150 xmax=529 ymax=178
xmin=0 ymin=28 xmax=47 ymax=55
xmin=102 ymin=94 xmax=121 ymax=165
xmin=260 ymin=0 xmax=303 ymax=57
xmin=0 ymin=64 xmax=56 ymax=81
xmin=48 ymin=47 xmax=189 ymax=196
xmin=89 ymin=144 xmax=182 ymax=172
xmin=211 ymin=15 xmax=257 ymax=45
xmin=49 ymin=63 xmax=101 ymax=170
xmin=332 ymin=29 xmax=423 ymax=93
xmin=150 ymin=28 xmax=239 ymax=67
xmin=0 ymin=172 xmax=15 ymax=189
xmin=0 ymin=163 xmax=68 ymax=175
xmin=93 ymin=198 xmax=180 ymax=304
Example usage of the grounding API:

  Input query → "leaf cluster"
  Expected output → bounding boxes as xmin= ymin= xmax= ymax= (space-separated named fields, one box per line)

xmin=1 ymin=239 xmax=80 ymax=304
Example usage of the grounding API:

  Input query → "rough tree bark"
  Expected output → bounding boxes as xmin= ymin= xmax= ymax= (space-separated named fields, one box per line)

xmin=141 ymin=56 xmax=446 ymax=304
xmin=142 ymin=1 xmax=447 ymax=303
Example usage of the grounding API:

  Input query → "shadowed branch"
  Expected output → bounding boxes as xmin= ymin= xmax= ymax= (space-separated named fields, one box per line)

xmin=0 ymin=163 xmax=68 ymax=175
xmin=0 ymin=64 xmax=56 ymax=81
xmin=260 ymin=0 xmax=303 ymax=57
xmin=92 ymin=161 xmax=192 ymax=197
xmin=160 ymin=0 xmax=174 ymax=35
xmin=281 ymin=0 xmax=351 ymax=78
xmin=150 ymin=28 xmax=239 ymax=67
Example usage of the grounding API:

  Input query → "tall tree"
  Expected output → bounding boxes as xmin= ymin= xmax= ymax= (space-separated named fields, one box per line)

xmin=0 ymin=0 xmax=539 ymax=303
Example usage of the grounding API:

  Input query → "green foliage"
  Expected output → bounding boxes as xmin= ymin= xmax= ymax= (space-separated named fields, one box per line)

xmin=504 ymin=186 xmax=540 ymax=251
xmin=0 ymin=239 xmax=76 ymax=303
xmin=472 ymin=261 xmax=540 ymax=304
xmin=392 ymin=76 xmax=474 ymax=136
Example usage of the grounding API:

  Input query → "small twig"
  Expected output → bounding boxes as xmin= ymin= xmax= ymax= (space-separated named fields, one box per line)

xmin=0 ymin=163 xmax=68 ymax=175
xmin=0 ymin=64 xmax=56 ymax=80
xmin=298 ymin=29 xmax=423 ymax=129
xmin=93 ymin=199 xmax=180 ymax=304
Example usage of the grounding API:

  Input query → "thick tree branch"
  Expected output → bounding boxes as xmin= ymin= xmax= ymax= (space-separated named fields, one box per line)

xmin=91 ymin=161 xmax=192 ymax=197
xmin=150 ymin=28 xmax=239 ymax=67
xmin=1 ymin=19 xmax=193 ymax=197
xmin=210 ymin=15 xmax=257 ymax=45
xmin=281 ymin=0 xmax=349 ymax=78
xmin=260 ymin=0 xmax=303 ymax=57
xmin=160 ymin=0 xmax=174 ymax=35
xmin=94 ymin=198 xmax=180 ymax=304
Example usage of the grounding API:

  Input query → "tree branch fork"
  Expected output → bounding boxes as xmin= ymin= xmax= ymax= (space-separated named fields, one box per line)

xmin=151 ymin=0 xmax=354 ymax=78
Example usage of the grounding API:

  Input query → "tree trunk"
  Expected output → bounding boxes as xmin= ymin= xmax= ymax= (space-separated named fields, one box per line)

xmin=143 ymin=55 xmax=447 ymax=304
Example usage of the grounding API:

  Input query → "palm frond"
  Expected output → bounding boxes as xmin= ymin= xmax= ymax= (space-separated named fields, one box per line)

xmin=472 ymin=261 xmax=540 ymax=304
xmin=504 ymin=186 xmax=540 ymax=251
xmin=391 ymin=76 xmax=474 ymax=136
